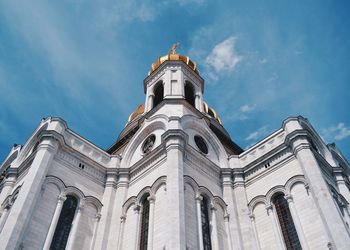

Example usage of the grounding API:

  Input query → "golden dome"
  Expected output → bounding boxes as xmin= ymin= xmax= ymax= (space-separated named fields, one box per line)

xmin=149 ymin=44 xmax=200 ymax=76
xmin=203 ymin=102 xmax=222 ymax=125
xmin=127 ymin=104 xmax=145 ymax=124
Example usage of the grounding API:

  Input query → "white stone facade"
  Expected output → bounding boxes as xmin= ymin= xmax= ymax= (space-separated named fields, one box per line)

xmin=1 ymin=56 xmax=350 ymax=250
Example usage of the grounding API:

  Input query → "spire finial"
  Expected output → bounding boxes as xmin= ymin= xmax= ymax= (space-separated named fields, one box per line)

xmin=169 ymin=43 xmax=180 ymax=54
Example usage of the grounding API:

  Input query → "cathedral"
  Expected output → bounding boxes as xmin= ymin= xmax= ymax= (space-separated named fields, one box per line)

xmin=0 ymin=47 xmax=350 ymax=250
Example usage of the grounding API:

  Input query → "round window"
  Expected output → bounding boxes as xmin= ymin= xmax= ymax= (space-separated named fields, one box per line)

xmin=142 ymin=134 xmax=156 ymax=154
xmin=194 ymin=135 xmax=208 ymax=154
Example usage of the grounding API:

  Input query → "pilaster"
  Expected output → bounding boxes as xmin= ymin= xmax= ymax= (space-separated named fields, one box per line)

xmin=162 ymin=129 xmax=187 ymax=250
xmin=107 ymin=169 xmax=129 ymax=250
xmin=0 ymin=168 xmax=17 ymax=208
xmin=232 ymin=170 xmax=258 ymax=250
xmin=291 ymin=137 xmax=350 ymax=248
xmin=221 ymin=169 xmax=243 ymax=250
xmin=0 ymin=136 xmax=59 ymax=250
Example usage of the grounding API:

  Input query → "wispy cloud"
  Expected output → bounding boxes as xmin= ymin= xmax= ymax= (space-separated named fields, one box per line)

xmin=226 ymin=104 xmax=256 ymax=121
xmin=240 ymin=104 xmax=256 ymax=113
xmin=245 ymin=126 xmax=269 ymax=141
xmin=205 ymin=36 xmax=242 ymax=78
xmin=321 ymin=123 xmax=350 ymax=142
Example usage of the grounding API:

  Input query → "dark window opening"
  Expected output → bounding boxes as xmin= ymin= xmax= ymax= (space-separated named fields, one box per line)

xmin=142 ymin=135 xmax=156 ymax=154
xmin=185 ymin=82 xmax=195 ymax=107
xmin=194 ymin=135 xmax=208 ymax=154
xmin=50 ymin=195 xmax=78 ymax=250
xmin=201 ymin=197 xmax=212 ymax=250
xmin=273 ymin=194 xmax=302 ymax=250
xmin=153 ymin=82 xmax=164 ymax=108
xmin=140 ymin=195 xmax=150 ymax=250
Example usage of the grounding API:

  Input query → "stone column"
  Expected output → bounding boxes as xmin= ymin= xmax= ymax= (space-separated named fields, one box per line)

xmin=222 ymin=170 xmax=243 ymax=250
xmin=94 ymin=168 xmax=118 ymax=250
xmin=147 ymin=93 xmax=155 ymax=111
xmin=249 ymin=213 xmax=261 ymax=250
xmin=266 ymin=205 xmax=285 ymax=250
xmin=195 ymin=93 xmax=201 ymax=111
xmin=147 ymin=195 xmax=156 ymax=250
xmin=196 ymin=196 xmax=204 ymax=250
xmin=43 ymin=194 xmax=67 ymax=250
xmin=0 ymin=169 xmax=17 ymax=208
xmin=162 ymin=130 xmax=187 ymax=250
xmin=285 ymin=195 xmax=309 ymax=250
xmin=134 ymin=205 xmax=141 ymax=250
xmin=66 ymin=200 xmax=85 ymax=250
xmin=0 ymin=203 xmax=11 ymax=233
xmin=291 ymin=137 xmax=350 ymax=248
xmin=0 ymin=135 xmax=59 ymax=250
xmin=232 ymin=169 xmax=258 ymax=250
xmin=224 ymin=214 xmax=234 ymax=250
xmin=117 ymin=215 xmax=126 ymax=250
xmin=89 ymin=213 xmax=101 ymax=250
xmin=210 ymin=205 xmax=220 ymax=250
xmin=107 ymin=169 xmax=129 ymax=249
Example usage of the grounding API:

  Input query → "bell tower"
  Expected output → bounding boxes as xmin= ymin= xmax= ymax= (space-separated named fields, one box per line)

xmin=143 ymin=44 xmax=204 ymax=112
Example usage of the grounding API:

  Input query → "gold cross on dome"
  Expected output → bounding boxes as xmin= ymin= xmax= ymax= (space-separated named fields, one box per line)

xmin=169 ymin=43 xmax=180 ymax=54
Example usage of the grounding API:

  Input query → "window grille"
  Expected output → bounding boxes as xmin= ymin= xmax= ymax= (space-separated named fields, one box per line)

xmin=273 ymin=194 xmax=302 ymax=250
xmin=50 ymin=195 xmax=78 ymax=250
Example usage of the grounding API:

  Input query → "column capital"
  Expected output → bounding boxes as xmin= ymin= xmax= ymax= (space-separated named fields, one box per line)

xmin=77 ymin=198 xmax=86 ymax=212
xmin=195 ymin=195 xmax=203 ymax=202
xmin=133 ymin=204 xmax=141 ymax=213
xmin=95 ymin=213 xmax=102 ymax=221
xmin=285 ymin=194 xmax=293 ymax=203
xmin=265 ymin=204 xmax=273 ymax=214
xmin=249 ymin=213 xmax=255 ymax=221
xmin=224 ymin=213 xmax=230 ymax=222
xmin=57 ymin=194 xmax=67 ymax=202
xmin=120 ymin=215 xmax=126 ymax=223
xmin=147 ymin=195 xmax=156 ymax=204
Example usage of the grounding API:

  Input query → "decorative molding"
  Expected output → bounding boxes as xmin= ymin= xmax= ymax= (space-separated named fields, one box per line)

xmin=44 ymin=175 xmax=103 ymax=212
xmin=248 ymin=175 xmax=308 ymax=212
xmin=55 ymin=150 xmax=105 ymax=184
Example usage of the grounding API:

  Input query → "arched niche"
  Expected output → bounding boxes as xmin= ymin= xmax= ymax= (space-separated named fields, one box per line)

xmin=153 ymin=81 xmax=164 ymax=108
xmin=185 ymin=81 xmax=195 ymax=108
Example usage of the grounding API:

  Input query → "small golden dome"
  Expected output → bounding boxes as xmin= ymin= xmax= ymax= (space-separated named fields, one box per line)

xmin=127 ymin=104 xmax=145 ymax=124
xmin=203 ymin=102 xmax=222 ymax=125
xmin=149 ymin=44 xmax=200 ymax=76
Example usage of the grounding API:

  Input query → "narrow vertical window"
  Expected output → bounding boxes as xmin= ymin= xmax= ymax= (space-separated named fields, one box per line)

xmin=273 ymin=194 xmax=302 ymax=250
xmin=140 ymin=195 xmax=150 ymax=250
xmin=201 ymin=196 xmax=212 ymax=250
xmin=185 ymin=82 xmax=195 ymax=107
xmin=50 ymin=195 xmax=78 ymax=250
xmin=153 ymin=82 xmax=164 ymax=108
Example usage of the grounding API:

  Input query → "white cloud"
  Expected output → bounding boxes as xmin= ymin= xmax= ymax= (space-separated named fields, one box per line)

xmin=245 ymin=126 xmax=268 ymax=141
xmin=321 ymin=123 xmax=350 ymax=141
xmin=240 ymin=104 xmax=256 ymax=113
xmin=206 ymin=36 xmax=242 ymax=73
xmin=225 ymin=104 xmax=256 ymax=121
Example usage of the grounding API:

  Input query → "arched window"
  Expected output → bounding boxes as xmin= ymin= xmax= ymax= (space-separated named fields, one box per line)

xmin=201 ymin=196 xmax=212 ymax=250
xmin=153 ymin=82 xmax=164 ymax=108
xmin=139 ymin=195 xmax=150 ymax=250
xmin=50 ymin=195 xmax=78 ymax=250
xmin=273 ymin=194 xmax=302 ymax=250
xmin=185 ymin=82 xmax=195 ymax=107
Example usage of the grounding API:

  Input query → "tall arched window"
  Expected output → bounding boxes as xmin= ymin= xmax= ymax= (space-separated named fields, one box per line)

xmin=273 ymin=194 xmax=302 ymax=250
xmin=201 ymin=196 xmax=212 ymax=250
xmin=185 ymin=82 xmax=195 ymax=107
xmin=153 ymin=82 xmax=164 ymax=108
xmin=139 ymin=195 xmax=150 ymax=250
xmin=50 ymin=195 xmax=78 ymax=250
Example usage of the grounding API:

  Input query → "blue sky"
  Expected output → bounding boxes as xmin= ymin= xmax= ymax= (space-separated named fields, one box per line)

xmin=1 ymin=0 xmax=349 ymax=162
